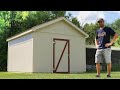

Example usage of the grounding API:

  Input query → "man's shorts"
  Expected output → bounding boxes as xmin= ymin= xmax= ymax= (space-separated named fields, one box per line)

xmin=95 ymin=48 xmax=111 ymax=64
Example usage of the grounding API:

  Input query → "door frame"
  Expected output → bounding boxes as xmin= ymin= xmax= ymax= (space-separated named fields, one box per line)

xmin=53 ymin=38 xmax=70 ymax=73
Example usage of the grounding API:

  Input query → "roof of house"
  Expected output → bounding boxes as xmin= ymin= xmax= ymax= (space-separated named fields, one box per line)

xmin=6 ymin=17 xmax=89 ymax=42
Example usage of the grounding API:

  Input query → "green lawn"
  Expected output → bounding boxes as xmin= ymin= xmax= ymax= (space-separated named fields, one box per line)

xmin=0 ymin=71 xmax=120 ymax=79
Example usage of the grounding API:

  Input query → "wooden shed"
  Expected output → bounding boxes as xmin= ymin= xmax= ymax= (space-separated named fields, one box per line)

xmin=6 ymin=17 xmax=89 ymax=73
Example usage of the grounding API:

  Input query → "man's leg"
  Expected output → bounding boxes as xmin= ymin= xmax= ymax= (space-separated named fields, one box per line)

xmin=103 ymin=48 xmax=112 ymax=77
xmin=95 ymin=49 xmax=102 ymax=77
xmin=107 ymin=63 xmax=111 ymax=75
xmin=96 ymin=63 xmax=101 ymax=76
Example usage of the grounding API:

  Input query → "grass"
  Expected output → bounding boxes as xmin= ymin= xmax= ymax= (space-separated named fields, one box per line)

xmin=0 ymin=71 xmax=120 ymax=79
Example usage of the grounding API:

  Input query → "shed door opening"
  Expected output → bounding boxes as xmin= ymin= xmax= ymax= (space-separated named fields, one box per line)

xmin=53 ymin=38 xmax=70 ymax=73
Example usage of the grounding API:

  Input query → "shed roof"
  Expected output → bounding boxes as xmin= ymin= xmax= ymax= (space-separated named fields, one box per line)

xmin=6 ymin=17 xmax=89 ymax=41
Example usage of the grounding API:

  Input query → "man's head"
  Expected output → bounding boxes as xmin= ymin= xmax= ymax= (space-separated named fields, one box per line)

xmin=97 ymin=18 xmax=104 ymax=28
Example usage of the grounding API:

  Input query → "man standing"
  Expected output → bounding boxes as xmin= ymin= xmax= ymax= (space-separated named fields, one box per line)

xmin=95 ymin=18 xmax=118 ymax=77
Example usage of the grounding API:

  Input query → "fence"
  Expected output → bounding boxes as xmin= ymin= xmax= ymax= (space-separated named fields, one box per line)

xmin=86 ymin=46 xmax=120 ymax=71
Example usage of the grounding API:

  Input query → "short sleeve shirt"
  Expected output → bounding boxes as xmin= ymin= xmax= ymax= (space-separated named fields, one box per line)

xmin=96 ymin=27 xmax=115 ymax=49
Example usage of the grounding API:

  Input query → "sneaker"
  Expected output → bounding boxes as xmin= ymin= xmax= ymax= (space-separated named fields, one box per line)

xmin=96 ymin=75 xmax=100 ymax=77
xmin=107 ymin=74 xmax=111 ymax=77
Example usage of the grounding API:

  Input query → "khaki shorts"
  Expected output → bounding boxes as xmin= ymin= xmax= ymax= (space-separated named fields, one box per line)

xmin=95 ymin=48 xmax=111 ymax=64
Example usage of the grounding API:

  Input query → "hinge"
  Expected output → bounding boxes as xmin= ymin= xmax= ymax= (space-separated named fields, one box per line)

xmin=53 ymin=41 xmax=56 ymax=44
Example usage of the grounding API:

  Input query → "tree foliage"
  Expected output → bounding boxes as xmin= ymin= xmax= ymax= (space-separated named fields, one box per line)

xmin=71 ymin=17 xmax=81 ymax=28
xmin=83 ymin=23 xmax=99 ymax=45
xmin=110 ymin=19 xmax=120 ymax=47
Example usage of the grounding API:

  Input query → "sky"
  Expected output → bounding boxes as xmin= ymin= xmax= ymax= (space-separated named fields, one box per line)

xmin=67 ymin=11 xmax=120 ymax=26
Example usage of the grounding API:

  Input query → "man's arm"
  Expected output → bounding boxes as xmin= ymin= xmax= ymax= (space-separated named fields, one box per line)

xmin=95 ymin=38 xmax=99 ymax=48
xmin=105 ymin=33 xmax=118 ymax=47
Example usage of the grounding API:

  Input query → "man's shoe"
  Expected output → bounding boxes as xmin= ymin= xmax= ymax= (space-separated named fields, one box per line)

xmin=96 ymin=75 xmax=100 ymax=77
xmin=107 ymin=74 xmax=111 ymax=77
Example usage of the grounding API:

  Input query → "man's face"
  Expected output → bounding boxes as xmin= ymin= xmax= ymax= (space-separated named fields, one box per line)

xmin=98 ymin=20 xmax=104 ymax=27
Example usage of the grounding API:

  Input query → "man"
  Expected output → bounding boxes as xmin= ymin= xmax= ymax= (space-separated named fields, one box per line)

xmin=95 ymin=18 xmax=118 ymax=77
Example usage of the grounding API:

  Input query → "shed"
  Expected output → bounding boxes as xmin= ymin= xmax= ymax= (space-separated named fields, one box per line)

xmin=6 ymin=17 xmax=89 ymax=73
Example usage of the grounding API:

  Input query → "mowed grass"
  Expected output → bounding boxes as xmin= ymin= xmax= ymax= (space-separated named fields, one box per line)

xmin=0 ymin=71 xmax=120 ymax=79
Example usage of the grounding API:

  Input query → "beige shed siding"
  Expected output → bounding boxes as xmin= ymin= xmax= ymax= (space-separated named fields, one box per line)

xmin=52 ymin=34 xmax=86 ymax=73
xmin=33 ymin=32 xmax=52 ymax=72
xmin=40 ymin=21 xmax=83 ymax=37
xmin=33 ymin=32 xmax=86 ymax=73
xmin=7 ymin=34 xmax=33 ymax=72
xmin=69 ymin=36 xmax=86 ymax=73
xmin=33 ymin=20 xmax=86 ymax=73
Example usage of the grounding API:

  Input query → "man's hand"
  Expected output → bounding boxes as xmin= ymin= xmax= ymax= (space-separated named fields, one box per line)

xmin=105 ymin=34 xmax=118 ymax=48
xmin=95 ymin=38 xmax=99 ymax=49
xmin=105 ymin=43 xmax=112 ymax=47
xmin=96 ymin=45 xmax=99 ymax=48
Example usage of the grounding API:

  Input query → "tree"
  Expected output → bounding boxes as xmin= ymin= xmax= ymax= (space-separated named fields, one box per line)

xmin=65 ymin=12 xmax=72 ymax=20
xmin=110 ymin=19 xmax=120 ymax=47
xmin=22 ymin=11 xmax=50 ymax=30
xmin=51 ymin=11 xmax=66 ymax=18
xmin=71 ymin=17 xmax=81 ymax=28
xmin=83 ymin=23 xmax=99 ymax=45
xmin=114 ymin=36 xmax=120 ymax=47
xmin=0 ymin=11 xmax=29 ymax=71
